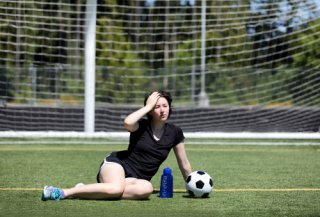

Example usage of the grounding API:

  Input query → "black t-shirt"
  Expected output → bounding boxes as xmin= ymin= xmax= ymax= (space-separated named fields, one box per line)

xmin=112 ymin=119 xmax=184 ymax=181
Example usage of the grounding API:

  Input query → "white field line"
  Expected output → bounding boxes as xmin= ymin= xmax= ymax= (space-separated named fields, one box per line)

xmin=0 ymin=131 xmax=320 ymax=139
xmin=1 ymin=187 xmax=320 ymax=193
xmin=0 ymin=141 xmax=319 ymax=146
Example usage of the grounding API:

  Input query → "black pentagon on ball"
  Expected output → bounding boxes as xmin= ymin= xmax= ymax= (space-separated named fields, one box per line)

xmin=186 ymin=175 xmax=191 ymax=183
xmin=209 ymin=178 xmax=213 ymax=187
xmin=195 ymin=180 xmax=205 ymax=189
xmin=197 ymin=171 xmax=205 ymax=175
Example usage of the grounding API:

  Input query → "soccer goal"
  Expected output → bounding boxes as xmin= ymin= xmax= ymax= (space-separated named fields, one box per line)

xmin=0 ymin=0 xmax=319 ymax=140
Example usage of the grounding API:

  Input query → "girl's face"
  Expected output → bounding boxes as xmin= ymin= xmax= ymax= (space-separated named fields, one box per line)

xmin=149 ymin=97 xmax=170 ymax=122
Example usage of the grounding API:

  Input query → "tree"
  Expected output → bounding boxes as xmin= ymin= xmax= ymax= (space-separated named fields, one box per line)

xmin=288 ymin=18 xmax=320 ymax=106
xmin=248 ymin=0 xmax=319 ymax=68
xmin=95 ymin=0 xmax=147 ymax=104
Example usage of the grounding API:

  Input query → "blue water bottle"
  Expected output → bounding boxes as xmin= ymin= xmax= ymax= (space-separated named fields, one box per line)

xmin=160 ymin=167 xmax=173 ymax=198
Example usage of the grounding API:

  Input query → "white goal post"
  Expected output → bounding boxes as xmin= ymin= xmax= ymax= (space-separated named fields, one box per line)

xmin=0 ymin=0 xmax=319 ymax=141
xmin=84 ymin=0 xmax=97 ymax=133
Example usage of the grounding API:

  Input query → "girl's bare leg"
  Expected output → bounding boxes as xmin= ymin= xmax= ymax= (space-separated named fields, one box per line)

xmin=63 ymin=163 xmax=126 ymax=200
xmin=60 ymin=163 xmax=153 ymax=200
xmin=122 ymin=178 xmax=154 ymax=200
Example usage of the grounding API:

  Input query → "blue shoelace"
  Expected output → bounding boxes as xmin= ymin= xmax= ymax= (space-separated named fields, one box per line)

xmin=50 ymin=187 xmax=63 ymax=200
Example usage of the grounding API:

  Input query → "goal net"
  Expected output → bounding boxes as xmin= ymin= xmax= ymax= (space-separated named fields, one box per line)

xmin=0 ymin=0 xmax=319 ymax=140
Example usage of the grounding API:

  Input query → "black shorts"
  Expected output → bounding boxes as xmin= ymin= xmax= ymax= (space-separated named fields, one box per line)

xmin=96 ymin=152 xmax=138 ymax=183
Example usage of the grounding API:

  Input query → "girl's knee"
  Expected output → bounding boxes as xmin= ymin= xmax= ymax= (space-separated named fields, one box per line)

xmin=123 ymin=178 xmax=153 ymax=199
xmin=101 ymin=183 xmax=125 ymax=199
xmin=110 ymin=186 xmax=125 ymax=197
xmin=144 ymin=181 xmax=154 ymax=195
xmin=137 ymin=181 xmax=153 ymax=199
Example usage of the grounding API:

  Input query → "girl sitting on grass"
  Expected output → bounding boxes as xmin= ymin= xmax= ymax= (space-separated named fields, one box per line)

xmin=42 ymin=90 xmax=192 ymax=200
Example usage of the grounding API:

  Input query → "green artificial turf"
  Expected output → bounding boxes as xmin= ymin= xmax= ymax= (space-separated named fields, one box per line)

xmin=1 ymin=141 xmax=319 ymax=217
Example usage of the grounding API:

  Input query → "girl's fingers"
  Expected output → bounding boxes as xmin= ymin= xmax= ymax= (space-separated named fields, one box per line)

xmin=147 ymin=92 xmax=160 ymax=106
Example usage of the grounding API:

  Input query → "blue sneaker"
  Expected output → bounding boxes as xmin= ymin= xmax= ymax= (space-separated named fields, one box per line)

xmin=41 ymin=186 xmax=64 ymax=201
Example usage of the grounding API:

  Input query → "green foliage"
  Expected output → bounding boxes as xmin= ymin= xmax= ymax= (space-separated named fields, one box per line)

xmin=288 ymin=19 xmax=320 ymax=106
xmin=95 ymin=15 xmax=147 ymax=104
xmin=0 ymin=66 xmax=14 ymax=101
xmin=1 ymin=1 xmax=319 ymax=106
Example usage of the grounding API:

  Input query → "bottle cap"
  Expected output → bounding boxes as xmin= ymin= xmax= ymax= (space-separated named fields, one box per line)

xmin=163 ymin=167 xmax=172 ymax=175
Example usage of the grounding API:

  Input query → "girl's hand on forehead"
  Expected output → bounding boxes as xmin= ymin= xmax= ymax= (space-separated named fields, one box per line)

xmin=146 ymin=91 xmax=160 ymax=108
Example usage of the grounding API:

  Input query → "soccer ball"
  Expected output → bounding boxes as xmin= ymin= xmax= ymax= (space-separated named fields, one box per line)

xmin=186 ymin=171 xmax=213 ymax=198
